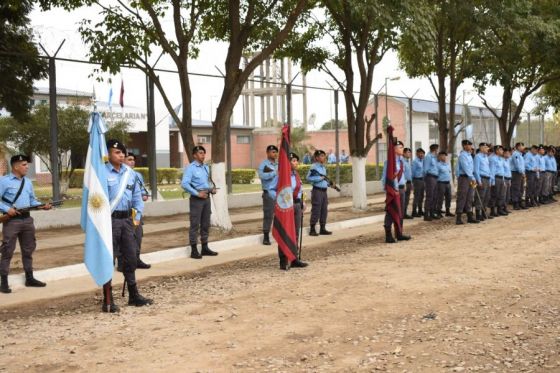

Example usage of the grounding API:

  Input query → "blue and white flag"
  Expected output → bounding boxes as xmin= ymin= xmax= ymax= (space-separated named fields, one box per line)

xmin=108 ymin=86 xmax=113 ymax=109
xmin=512 ymin=124 xmax=517 ymax=139
xmin=81 ymin=112 xmax=113 ymax=286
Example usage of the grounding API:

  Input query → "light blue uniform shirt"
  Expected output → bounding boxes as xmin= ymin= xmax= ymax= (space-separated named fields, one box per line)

xmin=258 ymin=159 xmax=278 ymax=192
xmin=181 ymin=161 xmax=211 ymax=196
xmin=546 ymin=155 xmax=558 ymax=172
xmin=423 ymin=152 xmax=439 ymax=177
xmin=437 ymin=161 xmax=451 ymax=182
xmin=474 ymin=153 xmax=491 ymax=183
xmin=327 ymin=153 xmax=336 ymax=164
xmin=524 ymin=152 xmax=537 ymax=172
xmin=412 ymin=157 xmax=424 ymax=179
xmin=106 ymin=163 xmax=144 ymax=221
xmin=457 ymin=150 xmax=475 ymax=181
xmin=306 ymin=162 xmax=329 ymax=189
xmin=0 ymin=174 xmax=41 ymax=213
xmin=489 ymin=154 xmax=504 ymax=182
xmin=503 ymin=157 xmax=512 ymax=178
xmin=538 ymin=154 xmax=546 ymax=171
xmin=381 ymin=156 xmax=406 ymax=191
xmin=510 ymin=150 xmax=525 ymax=174
xmin=403 ymin=158 xmax=412 ymax=182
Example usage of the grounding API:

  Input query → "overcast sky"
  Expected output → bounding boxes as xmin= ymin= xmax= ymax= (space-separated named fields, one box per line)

xmin=29 ymin=3 xmax=540 ymax=130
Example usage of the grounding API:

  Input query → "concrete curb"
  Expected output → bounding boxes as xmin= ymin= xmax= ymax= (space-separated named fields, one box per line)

xmin=8 ymin=213 xmax=385 ymax=289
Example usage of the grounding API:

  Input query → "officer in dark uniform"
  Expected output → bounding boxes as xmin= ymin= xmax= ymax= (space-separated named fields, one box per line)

xmin=106 ymin=140 xmax=152 ymax=309
xmin=306 ymin=150 xmax=332 ymax=236
xmin=258 ymin=145 xmax=278 ymax=245
xmin=181 ymin=146 xmax=218 ymax=259
xmin=0 ymin=155 xmax=52 ymax=294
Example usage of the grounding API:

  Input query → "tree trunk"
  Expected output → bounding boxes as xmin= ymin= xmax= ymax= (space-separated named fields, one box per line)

xmin=177 ymin=64 xmax=195 ymax=163
xmin=351 ymin=157 xmax=368 ymax=210
xmin=437 ymin=74 xmax=448 ymax=152
xmin=447 ymin=79 xmax=458 ymax=154
xmin=209 ymin=162 xmax=232 ymax=230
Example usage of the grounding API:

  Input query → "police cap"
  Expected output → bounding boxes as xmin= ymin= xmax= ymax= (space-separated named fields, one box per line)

xmin=289 ymin=152 xmax=300 ymax=161
xmin=10 ymin=154 xmax=30 ymax=165
xmin=266 ymin=145 xmax=278 ymax=152
xmin=192 ymin=145 xmax=206 ymax=154
xmin=462 ymin=139 xmax=473 ymax=146
xmin=314 ymin=149 xmax=326 ymax=157
xmin=107 ymin=139 xmax=127 ymax=154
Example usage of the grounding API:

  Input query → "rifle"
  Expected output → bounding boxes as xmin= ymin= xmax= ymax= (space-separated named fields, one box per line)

xmin=263 ymin=165 xmax=276 ymax=173
xmin=298 ymin=192 xmax=306 ymax=260
xmin=309 ymin=169 xmax=341 ymax=192
xmin=0 ymin=200 xmax=64 ymax=224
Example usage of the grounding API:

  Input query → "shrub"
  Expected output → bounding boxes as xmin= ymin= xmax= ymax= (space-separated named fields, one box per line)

xmin=230 ymin=169 xmax=255 ymax=184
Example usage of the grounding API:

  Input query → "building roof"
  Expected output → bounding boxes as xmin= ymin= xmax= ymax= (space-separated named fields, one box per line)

xmin=392 ymin=96 xmax=501 ymax=119
xmin=34 ymin=87 xmax=93 ymax=98
xmin=169 ymin=118 xmax=253 ymax=130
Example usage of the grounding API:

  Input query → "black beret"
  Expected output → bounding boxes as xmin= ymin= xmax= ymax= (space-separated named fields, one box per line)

xmin=531 ymin=145 xmax=538 ymax=149
xmin=126 ymin=152 xmax=137 ymax=159
xmin=314 ymin=150 xmax=326 ymax=157
xmin=438 ymin=151 xmax=448 ymax=156
xmin=404 ymin=147 xmax=411 ymax=152
xmin=429 ymin=144 xmax=439 ymax=150
xmin=462 ymin=140 xmax=473 ymax=146
xmin=289 ymin=152 xmax=300 ymax=161
xmin=515 ymin=142 xmax=524 ymax=147
xmin=416 ymin=148 xmax=425 ymax=153
xmin=107 ymin=139 xmax=127 ymax=153
xmin=479 ymin=142 xmax=488 ymax=147
xmin=494 ymin=145 xmax=504 ymax=151
xmin=192 ymin=145 xmax=206 ymax=154
xmin=10 ymin=154 xmax=30 ymax=165
xmin=266 ymin=145 xmax=278 ymax=152
xmin=538 ymin=144 xmax=544 ymax=150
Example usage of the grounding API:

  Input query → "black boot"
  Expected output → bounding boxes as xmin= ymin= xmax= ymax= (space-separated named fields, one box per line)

xmin=127 ymin=283 xmax=153 ymax=307
xmin=404 ymin=214 xmax=413 ymax=219
xmin=309 ymin=225 xmax=319 ymax=236
xmin=423 ymin=211 xmax=433 ymax=222
xmin=102 ymin=281 xmax=119 ymax=313
xmin=412 ymin=208 xmax=419 ymax=217
xmin=190 ymin=244 xmax=202 ymax=259
xmin=418 ymin=209 xmax=425 ymax=216
xmin=0 ymin=275 xmax=11 ymax=294
xmin=445 ymin=209 xmax=455 ymax=217
xmin=262 ymin=232 xmax=271 ymax=245
xmin=467 ymin=212 xmax=479 ymax=224
xmin=385 ymin=227 xmax=396 ymax=243
xmin=291 ymin=259 xmax=309 ymax=268
xmin=475 ymin=210 xmax=482 ymax=221
xmin=498 ymin=207 xmax=508 ymax=216
xmin=456 ymin=213 xmax=464 ymax=225
xmin=279 ymin=253 xmax=289 ymax=270
xmin=396 ymin=227 xmax=411 ymax=241
xmin=319 ymin=225 xmax=332 ymax=235
xmin=485 ymin=208 xmax=494 ymax=219
xmin=521 ymin=200 xmax=529 ymax=209
xmin=201 ymin=243 xmax=218 ymax=256
xmin=136 ymin=257 xmax=151 ymax=269
xmin=513 ymin=202 xmax=520 ymax=210
xmin=431 ymin=210 xmax=442 ymax=219
xmin=490 ymin=207 xmax=499 ymax=217
xmin=25 ymin=271 xmax=46 ymax=287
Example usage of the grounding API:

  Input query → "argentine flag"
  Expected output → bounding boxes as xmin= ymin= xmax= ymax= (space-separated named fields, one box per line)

xmin=81 ymin=112 xmax=113 ymax=286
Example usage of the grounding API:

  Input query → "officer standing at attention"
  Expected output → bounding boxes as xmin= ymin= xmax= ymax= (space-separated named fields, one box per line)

xmin=423 ymin=144 xmax=440 ymax=221
xmin=382 ymin=141 xmax=411 ymax=243
xmin=402 ymin=148 xmax=413 ymax=219
xmin=503 ymin=148 xmax=513 ymax=210
xmin=455 ymin=140 xmax=478 ymax=225
xmin=536 ymin=145 xmax=547 ymax=204
xmin=411 ymin=148 xmax=425 ymax=217
xmin=106 ymin=139 xmax=152 ymax=307
xmin=124 ymin=153 xmax=151 ymax=269
xmin=545 ymin=146 xmax=558 ymax=202
xmin=489 ymin=145 xmax=507 ymax=217
xmin=181 ymin=146 xmax=218 ymax=259
xmin=307 ymin=150 xmax=332 ymax=236
xmin=435 ymin=151 xmax=454 ymax=217
xmin=0 ymin=155 xmax=52 ymax=294
xmin=524 ymin=145 xmax=539 ymax=207
xmin=258 ymin=145 xmax=278 ymax=245
xmin=474 ymin=143 xmax=492 ymax=221
xmin=510 ymin=142 xmax=527 ymax=210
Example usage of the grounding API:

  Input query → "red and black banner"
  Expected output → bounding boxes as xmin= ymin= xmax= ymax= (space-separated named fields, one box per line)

xmin=272 ymin=125 xmax=297 ymax=263
xmin=385 ymin=125 xmax=402 ymax=235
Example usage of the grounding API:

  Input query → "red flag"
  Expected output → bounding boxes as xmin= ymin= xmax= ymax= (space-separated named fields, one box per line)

xmin=385 ymin=125 xmax=402 ymax=235
xmin=119 ymin=79 xmax=124 ymax=108
xmin=272 ymin=125 xmax=297 ymax=263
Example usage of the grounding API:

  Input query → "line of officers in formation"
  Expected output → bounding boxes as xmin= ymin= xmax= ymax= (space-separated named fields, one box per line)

xmin=382 ymin=139 xmax=558 ymax=243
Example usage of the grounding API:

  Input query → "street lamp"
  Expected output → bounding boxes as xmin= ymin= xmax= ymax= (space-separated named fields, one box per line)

xmin=385 ymin=76 xmax=400 ymax=125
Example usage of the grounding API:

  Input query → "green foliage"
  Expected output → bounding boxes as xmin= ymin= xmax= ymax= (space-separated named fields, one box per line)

xmin=296 ymin=164 xmax=382 ymax=184
xmin=320 ymin=119 xmax=347 ymax=130
xmin=0 ymin=0 xmax=48 ymax=121
xmin=229 ymin=169 xmax=256 ymax=185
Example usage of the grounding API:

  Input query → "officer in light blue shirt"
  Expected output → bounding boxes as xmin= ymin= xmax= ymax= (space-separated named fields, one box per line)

xmin=435 ymin=151 xmax=453 ymax=217
xmin=488 ymin=145 xmax=507 ymax=216
xmin=0 ymin=155 xmax=52 ymax=294
xmin=411 ymin=148 xmax=425 ymax=217
xmin=402 ymin=148 xmax=413 ymax=219
xmin=455 ymin=140 xmax=478 ymax=224
xmin=545 ymin=146 xmax=558 ymax=202
xmin=535 ymin=145 xmax=548 ymax=203
xmin=510 ymin=142 xmax=527 ymax=209
xmin=258 ymin=145 xmax=278 ymax=245
xmin=423 ymin=144 xmax=440 ymax=220
xmin=327 ymin=149 xmax=337 ymax=164
xmin=524 ymin=145 xmax=539 ymax=206
xmin=307 ymin=150 xmax=332 ymax=236
xmin=503 ymin=147 xmax=513 ymax=209
xmin=473 ymin=143 xmax=491 ymax=221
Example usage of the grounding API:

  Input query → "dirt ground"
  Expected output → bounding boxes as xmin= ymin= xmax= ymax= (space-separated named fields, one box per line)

xmin=9 ymin=198 xmax=386 ymax=273
xmin=1 ymin=203 xmax=560 ymax=372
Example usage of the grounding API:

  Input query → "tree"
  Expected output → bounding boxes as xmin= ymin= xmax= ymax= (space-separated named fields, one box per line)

xmin=320 ymin=119 xmax=347 ymax=130
xmin=474 ymin=0 xmax=560 ymax=147
xmin=0 ymin=0 xmax=48 ymax=120
xmin=200 ymin=0 xmax=309 ymax=230
xmin=0 ymin=104 xmax=129 ymax=193
xmin=399 ymin=0 xmax=481 ymax=153
xmin=288 ymin=126 xmax=310 ymax=159
xmin=281 ymin=0 xmax=401 ymax=210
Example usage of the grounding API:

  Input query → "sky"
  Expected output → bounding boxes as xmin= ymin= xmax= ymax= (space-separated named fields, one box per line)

xmin=28 ymin=3 xmax=542 ymax=131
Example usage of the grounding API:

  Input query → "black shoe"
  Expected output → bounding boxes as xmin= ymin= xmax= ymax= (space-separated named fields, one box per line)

xmin=490 ymin=208 xmax=499 ymax=217
xmin=201 ymin=243 xmax=218 ymax=256
xmin=262 ymin=232 xmax=271 ymax=245
xmin=513 ymin=203 xmax=520 ymax=210
xmin=411 ymin=211 xmax=419 ymax=217
xmin=0 ymin=275 xmax=11 ymax=294
xmin=423 ymin=214 xmax=433 ymax=222
xmin=467 ymin=212 xmax=479 ymax=224
xmin=319 ymin=225 xmax=332 ymax=235
xmin=455 ymin=214 xmax=464 ymax=225
xmin=385 ymin=228 xmax=396 ymax=243
xmin=25 ymin=272 xmax=46 ymax=287
xmin=475 ymin=210 xmax=482 ymax=221
xmin=136 ymin=259 xmax=151 ymax=269
xmin=499 ymin=207 xmax=508 ymax=215
xmin=279 ymin=257 xmax=289 ymax=270
xmin=101 ymin=283 xmax=119 ymax=313
xmin=190 ymin=244 xmax=202 ymax=259
xmin=445 ymin=210 xmax=455 ymax=217
xmin=396 ymin=233 xmax=411 ymax=241
xmin=309 ymin=226 xmax=319 ymax=236
xmin=127 ymin=284 xmax=153 ymax=307
xmin=404 ymin=214 xmax=413 ymax=219
xmin=291 ymin=260 xmax=309 ymax=268
xmin=431 ymin=211 xmax=442 ymax=219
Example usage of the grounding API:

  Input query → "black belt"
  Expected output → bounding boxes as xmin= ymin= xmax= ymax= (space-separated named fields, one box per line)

xmin=437 ymin=181 xmax=450 ymax=184
xmin=495 ymin=175 xmax=504 ymax=178
xmin=262 ymin=190 xmax=269 ymax=194
xmin=406 ymin=181 xmax=412 ymax=184
xmin=505 ymin=177 xmax=512 ymax=180
xmin=426 ymin=174 xmax=438 ymax=178
xmin=399 ymin=185 xmax=405 ymax=190
xmin=512 ymin=171 xmax=522 ymax=174
xmin=111 ymin=210 xmax=131 ymax=219
xmin=11 ymin=212 xmax=30 ymax=219
xmin=294 ymin=198 xmax=302 ymax=203
xmin=313 ymin=187 xmax=327 ymax=191
xmin=481 ymin=176 xmax=490 ymax=180
xmin=459 ymin=174 xmax=470 ymax=178
xmin=413 ymin=177 xmax=424 ymax=181
xmin=547 ymin=170 xmax=556 ymax=173
xmin=527 ymin=170 xmax=536 ymax=174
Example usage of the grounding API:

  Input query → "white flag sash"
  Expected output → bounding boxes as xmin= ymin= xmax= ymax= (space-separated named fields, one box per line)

xmin=110 ymin=166 xmax=133 ymax=212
